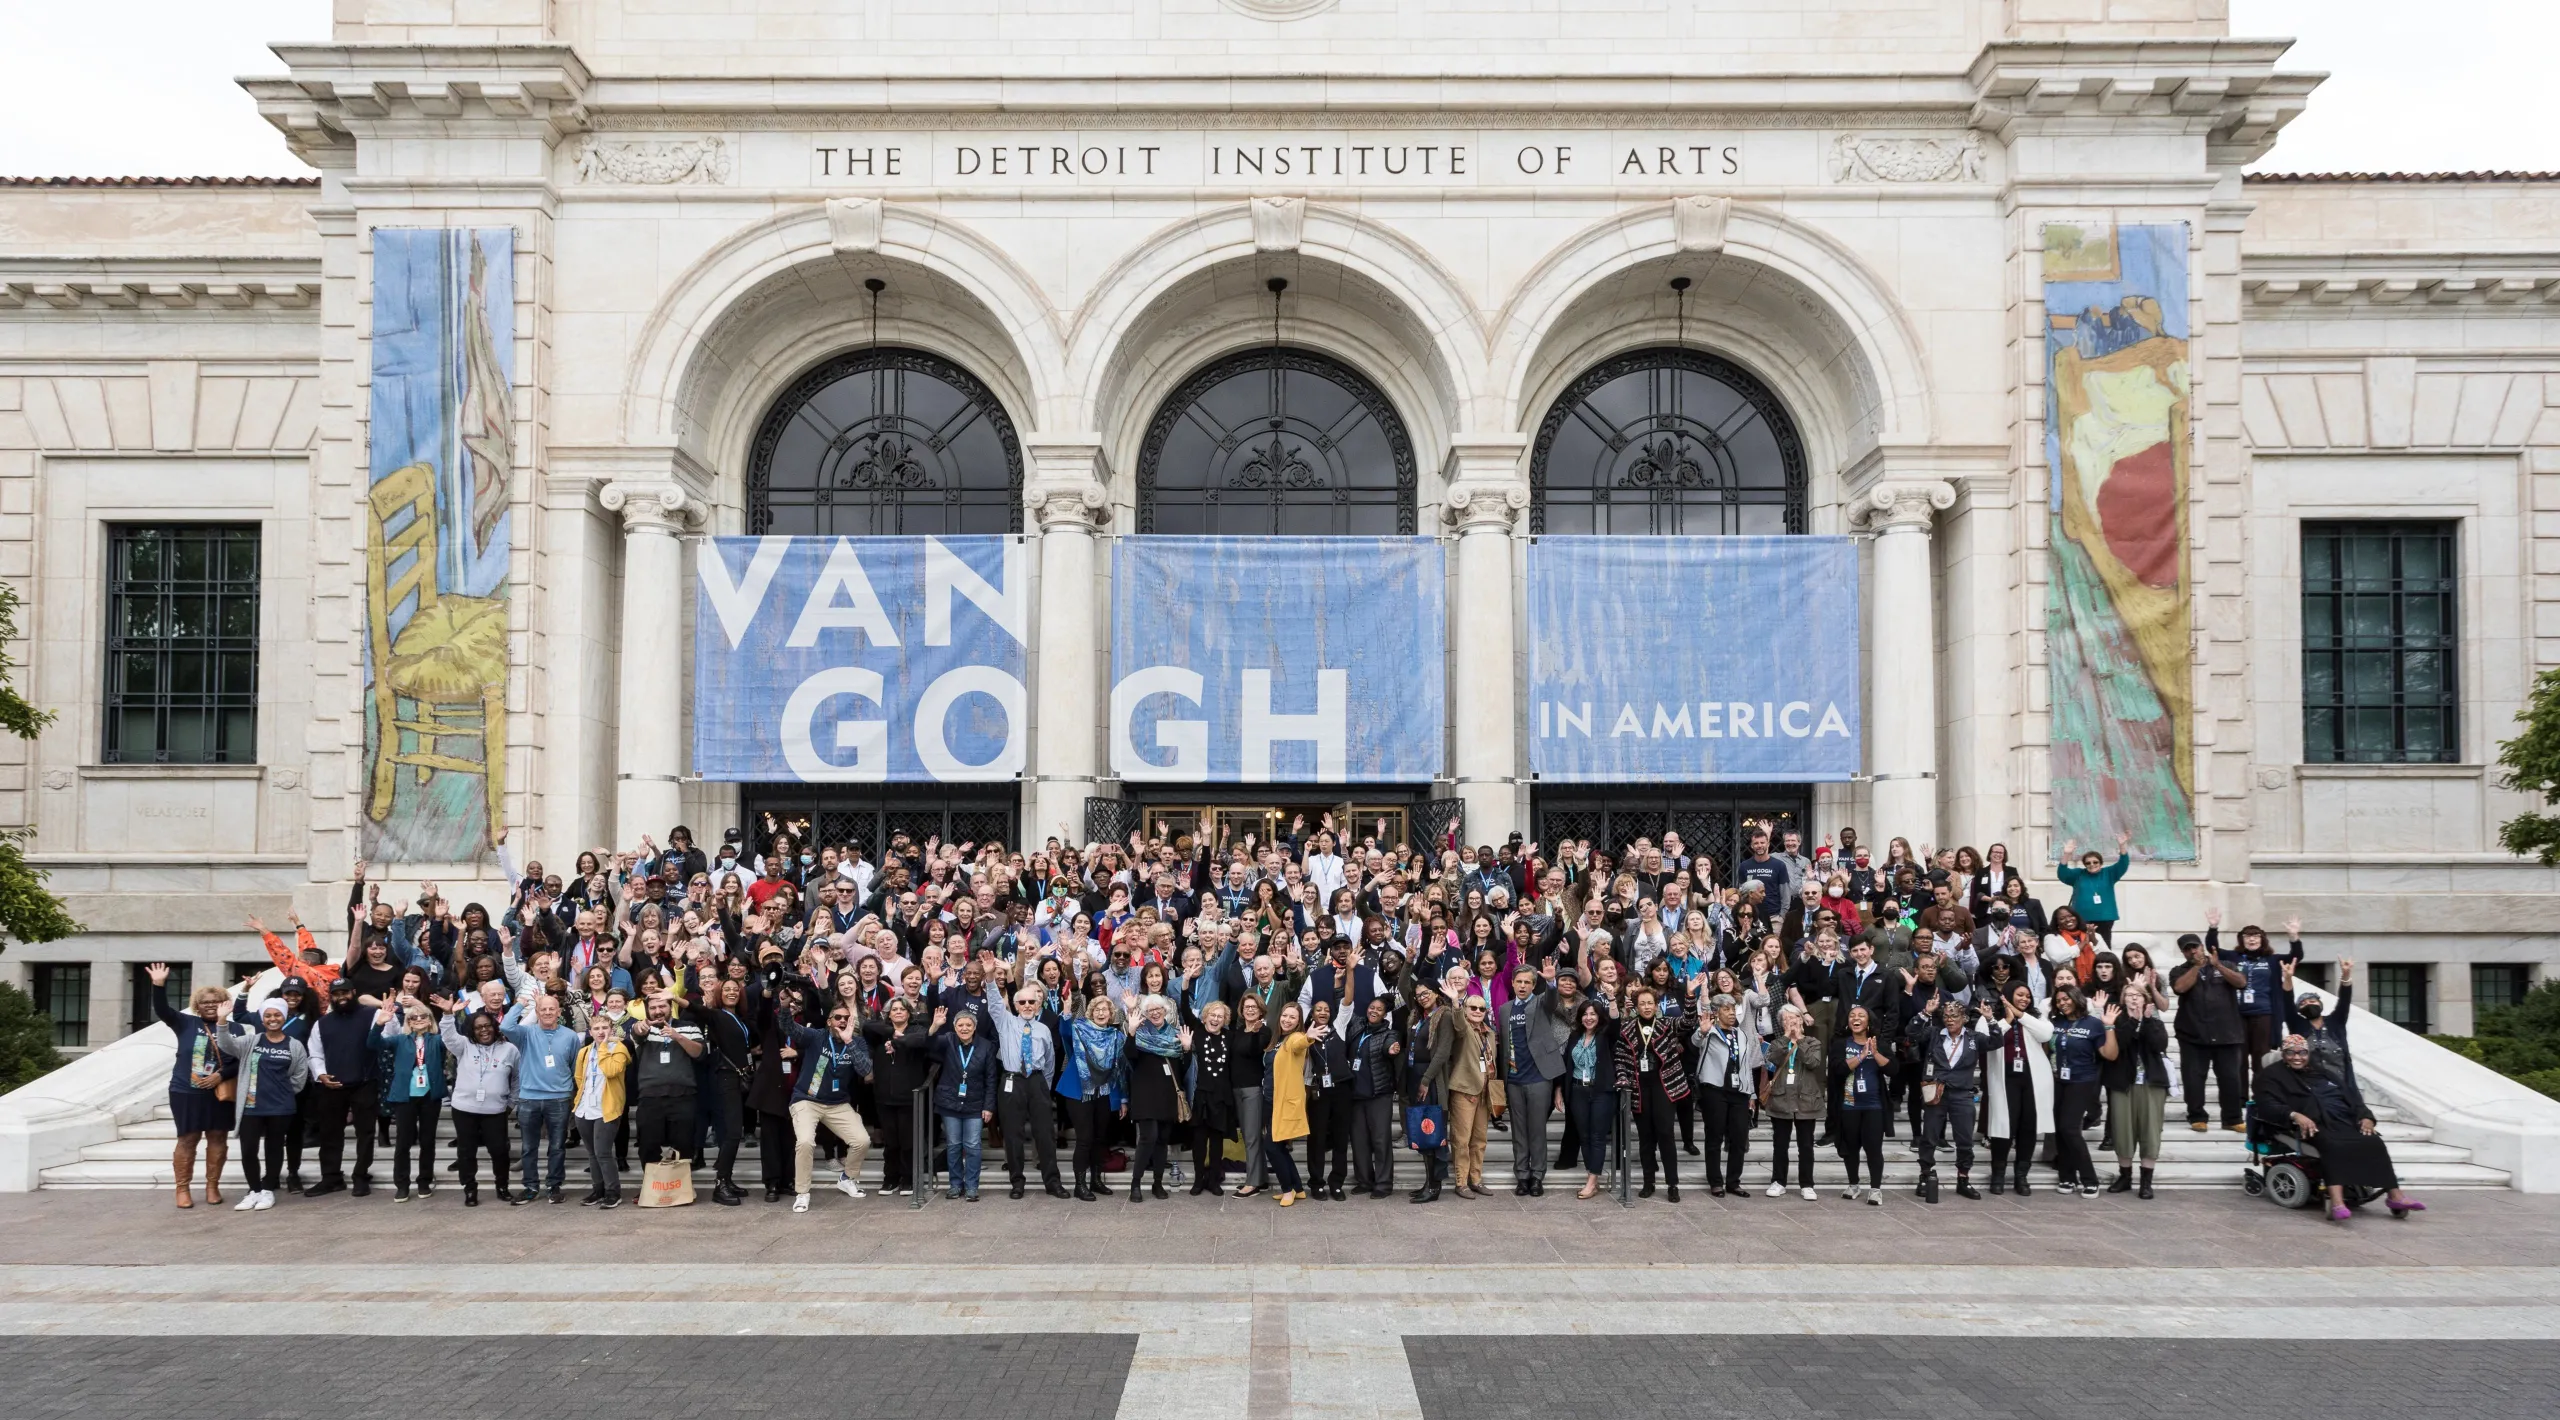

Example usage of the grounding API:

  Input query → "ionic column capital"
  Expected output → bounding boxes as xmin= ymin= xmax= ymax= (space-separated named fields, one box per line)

xmin=1030 ymin=479 xmax=1112 ymax=532
xmin=1858 ymin=478 xmax=1956 ymax=535
xmin=599 ymin=479 xmax=701 ymax=537
xmin=1444 ymin=480 xmax=1528 ymax=535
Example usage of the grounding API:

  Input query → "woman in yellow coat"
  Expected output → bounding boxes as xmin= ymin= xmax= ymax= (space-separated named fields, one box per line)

xmin=571 ymin=1013 xmax=631 ymax=1208
xmin=1262 ymin=1001 xmax=1314 ymax=1206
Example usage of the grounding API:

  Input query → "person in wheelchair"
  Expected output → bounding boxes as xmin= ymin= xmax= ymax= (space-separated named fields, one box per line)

xmin=2251 ymin=1034 xmax=2425 ymax=1223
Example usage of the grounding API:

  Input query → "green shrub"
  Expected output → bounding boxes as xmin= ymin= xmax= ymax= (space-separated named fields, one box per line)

xmin=0 ymin=980 xmax=66 ymax=1094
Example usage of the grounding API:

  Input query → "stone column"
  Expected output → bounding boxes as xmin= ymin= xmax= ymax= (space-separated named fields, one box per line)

xmin=1858 ymin=479 xmax=1955 ymax=849
xmin=1027 ymin=448 xmax=1110 ymax=846
xmin=1445 ymin=453 xmax=1527 ymax=846
xmin=600 ymin=479 xmax=699 ymax=848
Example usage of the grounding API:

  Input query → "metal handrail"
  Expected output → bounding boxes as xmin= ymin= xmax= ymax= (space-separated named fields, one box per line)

xmin=911 ymin=1064 xmax=938 ymax=1209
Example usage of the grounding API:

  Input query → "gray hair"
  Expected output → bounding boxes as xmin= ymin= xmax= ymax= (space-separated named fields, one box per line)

xmin=1708 ymin=993 xmax=1738 ymax=1013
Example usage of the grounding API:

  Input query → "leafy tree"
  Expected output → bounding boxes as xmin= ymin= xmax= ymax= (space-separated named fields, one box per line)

xmin=0 ymin=981 xmax=66 ymax=1093
xmin=0 ymin=582 xmax=75 ymax=953
xmin=2497 ymin=666 xmax=2560 ymax=864
xmin=2433 ymin=978 xmax=2560 ymax=1103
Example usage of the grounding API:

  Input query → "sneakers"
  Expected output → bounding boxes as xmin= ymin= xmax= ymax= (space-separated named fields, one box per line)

xmin=1841 ymin=1185 xmax=1862 ymax=1202
xmin=1765 ymin=1181 xmax=1786 ymax=1198
xmin=792 ymin=1193 xmax=812 ymax=1213
xmin=2079 ymin=1182 xmax=2100 ymax=1198
xmin=598 ymin=1193 xmax=621 ymax=1210
xmin=392 ymin=1187 xmax=412 ymax=1203
xmin=233 ymin=1190 xmax=263 ymax=1212
xmin=1866 ymin=1187 xmax=1883 ymax=1207
xmin=250 ymin=1191 xmax=276 ymax=1211
xmin=1800 ymin=1185 xmax=1818 ymax=1201
xmin=835 ymin=1176 xmax=866 ymax=1200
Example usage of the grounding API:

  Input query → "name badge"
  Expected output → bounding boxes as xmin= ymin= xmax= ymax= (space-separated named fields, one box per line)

xmin=2058 ymin=1064 xmax=2071 ymax=1082
xmin=657 ymin=1049 xmax=672 ymax=1066
xmin=781 ymin=1060 xmax=794 ymax=1076
xmin=2243 ymin=988 xmax=2255 ymax=1005
xmin=1004 ymin=1076 xmax=1015 ymax=1094
xmin=2011 ymin=1053 xmax=2025 ymax=1073
xmin=544 ymin=1054 xmax=556 ymax=1068
xmin=1784 ymin=1070 xmax=1796 ymax=1086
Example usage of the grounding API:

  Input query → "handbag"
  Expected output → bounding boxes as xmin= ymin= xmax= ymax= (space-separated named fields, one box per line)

xmin=214 ymin=1076 xmax=237 ymax=1103
xmin=1404 ymin=1100 xmax=1446 ymax=1152
xmin=638 ymin=1148 xmax=696 ymax=1208
xmin=1486 ymin=1079 xmax=1507 ymax=1119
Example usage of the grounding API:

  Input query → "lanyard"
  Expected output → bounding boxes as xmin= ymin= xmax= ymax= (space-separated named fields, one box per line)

xmin=955 ymin=1041 xmax=975 ymax=1097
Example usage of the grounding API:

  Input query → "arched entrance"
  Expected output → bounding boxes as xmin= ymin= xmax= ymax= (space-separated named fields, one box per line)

xmin=745 ymin=345 xmax=1024 ymax=537
xmin=1135 ymin=345 xmax=1417 ymax=536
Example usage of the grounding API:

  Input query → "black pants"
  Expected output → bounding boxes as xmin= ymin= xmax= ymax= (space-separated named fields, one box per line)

xmin=1306 ymin=1086 xmax=1353 ymax=1190
xmin=1770 ymin=1116 xmax=1816 ymax=1187
xmin=1633 ymin=1075 xmax=1680 ymax=1188
xmin=1565 ymin=1082 xmax=1616 ymax=1174
xmin=999 ymin=1074 xmax=1061 ymax=1186
xmin=880 ymin=1100 xmax=917 ymax=1191
xmin=702 ymin=1073 xmax=746 ymax=1184
xmin=452 ymin=1108 xmax=512 ymax=1192
xmin=1065 ymin=1094 xmax=1110 ymax=1188
xmin=2053 ymin=1080 xmax=2102 ymax=1186
xmin=2240 ymin=1014 xmax=2276 ymax=1105
xmin=1131 ymin=1118 xmax=1171 ymax=1186
xmin=2182 ymin=1040 xmax=2245 ymax=1126
xmin=386 ymin=1097 xmax=440 ymax=1192
xmin=1352 ymin=1093 xmax=1396 ymax=1191
xmin=1836 ymin=1108 xmax=1885 ymax=1187
xmin=237 ymin=1113 xmax=294 ymax=1192
xmin=1918 ymin=1094 xmax=1977 ymax=1177
xmin=635 ymin=1094 xmax=698 ymax=1167
xmin=749 ymin=1110 xmax=789 ymax=1192
xmin=307 ymin=1081 xmax=378 ymax=1186
xmin=1989 ymin=1073 xmax=2040 ymax=1185
xmin=1696 ymin=1084 xmax=1753 ymax=1190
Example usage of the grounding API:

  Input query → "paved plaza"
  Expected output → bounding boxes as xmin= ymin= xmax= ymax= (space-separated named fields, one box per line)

xmin=1 ymin=1188 xmax=2557 ymax=1418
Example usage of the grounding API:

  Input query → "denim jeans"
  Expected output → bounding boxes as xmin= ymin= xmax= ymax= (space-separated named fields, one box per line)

xmin=518 ymin=1096 xmax=570 ymax=1193
xmin=941 ymin=1112 xmax=984 ymax=1196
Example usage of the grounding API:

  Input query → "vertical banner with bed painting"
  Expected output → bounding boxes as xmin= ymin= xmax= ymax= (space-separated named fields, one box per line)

xmin=362 ymin=228 xmax=515 ymax=861
xmin=2042 ymin=220 xmax=2197 ymax=861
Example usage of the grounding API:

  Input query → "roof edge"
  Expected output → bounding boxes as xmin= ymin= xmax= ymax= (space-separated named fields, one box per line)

xmin=2247 ymin=171 xmax=2560 ymax=184
xmin=0 ymin=176 xmax=320 ymax=189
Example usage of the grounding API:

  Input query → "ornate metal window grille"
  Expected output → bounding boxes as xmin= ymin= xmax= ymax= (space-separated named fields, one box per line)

xmin=1137 ymin=346 xmax=1417 ymax=535
xmin=745 ymin=347 xmax=1023 ymax=537
xmin=104 ymin=523 xmax=260 ymax=764
xmin=2301 ymin=520 xmax=2459 ymax=764
xmin=1529 ymin=347 xmax=1807 ymax=535
xmin=1531 ymin=788 xmax=1811 ymax=888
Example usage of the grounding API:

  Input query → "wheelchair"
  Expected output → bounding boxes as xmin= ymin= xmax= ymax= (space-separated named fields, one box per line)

xmin=2241 ymin=1118 xmax=2381 ymax=1211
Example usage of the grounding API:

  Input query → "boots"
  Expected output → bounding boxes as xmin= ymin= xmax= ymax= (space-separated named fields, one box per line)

xmin=173 ymin=1137 xmax=198 ymax=1209
xmin=202 ymin=1138 xmax=228 ymax=1207
xmin=1990 ymin=1169 xmax=2006 ymax=1196
xmin=2108 ymin=1168 xmax=2133 ymax=1194
xmin=2012 ymin=1159 xmax=2033 ymax=1196
xmin=1920 ymin=1170 xmax=1940 ymax=1205
xmin=2137 ymin=1167 xmax=2156 ymax=1200
xmin=1409 ymin=1156 xmax=1442 ymax=1203
xmin=1955 ymin=1173 xmax=1982 ymax=1200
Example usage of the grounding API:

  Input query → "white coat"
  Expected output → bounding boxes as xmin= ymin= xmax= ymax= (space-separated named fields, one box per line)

xmin=1974 ymin=1010 xmax=2053 ymax=1141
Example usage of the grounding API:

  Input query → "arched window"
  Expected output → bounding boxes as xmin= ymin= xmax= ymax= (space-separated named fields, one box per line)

xmin=1530 ymin=348 xmax=1807 ymax=535
xmin=746 ymin=347 xmax=1023 ymax=536
xmin=1137 ymin=346 xmax=1416 ymax=535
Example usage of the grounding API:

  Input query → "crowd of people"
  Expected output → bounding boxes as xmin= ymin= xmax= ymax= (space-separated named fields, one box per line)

xmin=149 ymin=813 xmax=2422 ymax=1222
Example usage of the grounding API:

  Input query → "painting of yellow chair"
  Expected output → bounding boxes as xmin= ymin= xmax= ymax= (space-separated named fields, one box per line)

xmin=364 ymin=460 xmax=507 ymax=847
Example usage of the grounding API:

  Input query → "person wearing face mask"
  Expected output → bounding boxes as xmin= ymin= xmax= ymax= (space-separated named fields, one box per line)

xmin=146 ymin=964 xmax=237 ymax=1209
xmin=1910 ymin=999 xmax=1983 ymax=1202
xmin=2254 ymin=1034 xmax=2426 ymax=1223
xmin=1616 ymin=986 xmax=1691 ymax=1202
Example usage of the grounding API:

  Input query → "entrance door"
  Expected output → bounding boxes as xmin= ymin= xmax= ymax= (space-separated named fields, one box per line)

xmin=1138 ymin=800 xmax=1410 ymax=854
xmin=1530 ymin=786 xmax=1810 ymax=887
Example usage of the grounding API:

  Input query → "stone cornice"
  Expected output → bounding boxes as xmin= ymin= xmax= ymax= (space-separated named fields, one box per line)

xmin=245 ymin=44 xmax=593 ymax=165
xmin=0 ymin=257 xmax=321 ymax=312
xmin=2241 ymin=262 xmax=2560 ymax=309
xmin=1967 ymin=39 xmax=2318 ymax=167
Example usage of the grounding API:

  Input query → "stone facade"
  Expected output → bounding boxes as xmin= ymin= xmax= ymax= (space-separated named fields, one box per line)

xmin=1 ymin=0 xmax=2553 ymax=1045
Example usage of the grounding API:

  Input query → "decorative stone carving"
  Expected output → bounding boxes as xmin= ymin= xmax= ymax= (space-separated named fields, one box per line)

xmin=271 ymin=767 xmax=303 ymax=792
xmin=1672 ymin=195 xmax=1732 ymax=253
xmin=1443 ymin=481 xmax=1528 ymax=533
xmin=574 ymin=136 xmax=730 ymax=186
xmin=1030 ymin=480 xmax=1112 ymax=531
xmin=1832 ymin=134 xmax=1985 ymax=184
xmin=599 ymin=480 xmax=700 ymax=535
xmin=1218 ymin=0 xmax=1342 ymax=18
xmin=827 ymin=196 xmax=886 ymax=254
xmin=1250 ymin=196 xmax=1308 ymax=253
xmin=2255 ymin=766 xmax=2291 ymax=790
xmin=41 ymin=769 xmax=72 ymax=792
xmin=1858 ymin=479 xmax=1957 ymax=533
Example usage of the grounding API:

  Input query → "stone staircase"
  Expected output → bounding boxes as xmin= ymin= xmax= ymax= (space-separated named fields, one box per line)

xmin=36 ymin=1062 xmax=2513 ymax=1193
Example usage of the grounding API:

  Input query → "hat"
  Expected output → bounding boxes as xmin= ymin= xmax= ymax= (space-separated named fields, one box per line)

xmin=255 ymin=996 xmax=289 ymax=1018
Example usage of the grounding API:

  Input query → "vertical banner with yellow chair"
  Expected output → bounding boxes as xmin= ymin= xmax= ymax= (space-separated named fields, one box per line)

xmin=363 ymin=228 xmax=513 ymax=861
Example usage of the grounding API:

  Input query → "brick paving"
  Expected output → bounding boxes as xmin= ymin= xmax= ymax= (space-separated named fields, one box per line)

xmin=1403 ymin=1335 xmax=2560 ymax=1420
xmin=0 ymin=1334 xmax=1136 ymax=1420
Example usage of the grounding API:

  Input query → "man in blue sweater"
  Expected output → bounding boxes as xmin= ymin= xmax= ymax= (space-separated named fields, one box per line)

xmin=504 ymin=990 xmax=582 ymax=1204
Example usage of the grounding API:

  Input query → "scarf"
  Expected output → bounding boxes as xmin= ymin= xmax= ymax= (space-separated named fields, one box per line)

xmin=1134 ymin=1018 xmax=1183 ymax=1059
xmin=1070 ymin=1018 xmax=1125 ymax=1083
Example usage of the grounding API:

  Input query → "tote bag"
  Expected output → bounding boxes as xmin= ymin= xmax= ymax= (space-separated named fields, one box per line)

xmin=1404 ymin=1101 xmax=1446 ymax=1152
xmin=638 ymin=1148 xmax=696 ymax=1208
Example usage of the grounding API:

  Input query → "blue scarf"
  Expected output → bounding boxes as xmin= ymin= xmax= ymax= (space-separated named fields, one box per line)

xmin=1070 ymin=1018 xmax=1125 ymax=1084
xmin=1134 ymin=1018 xmax=1183 ymax=1059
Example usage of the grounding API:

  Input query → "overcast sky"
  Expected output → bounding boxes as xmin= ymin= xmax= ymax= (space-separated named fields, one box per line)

xmin=0 ymin=1 xmax=2550 ymax=178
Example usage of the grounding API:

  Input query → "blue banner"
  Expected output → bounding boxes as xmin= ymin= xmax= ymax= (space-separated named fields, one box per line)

xmin=1111 ymin=537 xmax=1444 ymax=783
xmin=1527 ymin=536 xmax=1860 ymax=782
xmin=693 ymin=535 xmax=1028 ymax=782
